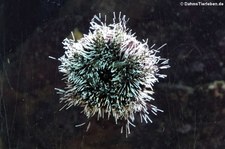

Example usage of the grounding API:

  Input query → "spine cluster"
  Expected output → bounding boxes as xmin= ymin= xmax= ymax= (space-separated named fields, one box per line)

xmin=56 ymin=12 xmax=170 ymax=137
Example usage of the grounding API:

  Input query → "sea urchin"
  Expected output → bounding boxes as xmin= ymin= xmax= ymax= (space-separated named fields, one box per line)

xmin=55 ymin=12 xmax=170 ymax=137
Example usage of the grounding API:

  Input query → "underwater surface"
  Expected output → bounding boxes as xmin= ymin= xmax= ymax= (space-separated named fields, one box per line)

xmin=1 ymin=0 xmax=225 ymax=148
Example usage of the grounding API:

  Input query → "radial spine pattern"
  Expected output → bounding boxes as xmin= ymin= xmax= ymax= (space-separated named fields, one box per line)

xmin=56 ymin=12 xmax=170 ymax=136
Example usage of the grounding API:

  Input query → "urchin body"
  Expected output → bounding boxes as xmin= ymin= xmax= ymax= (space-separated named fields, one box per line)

xmin=56 ymin=13 xmax=169 ymax=136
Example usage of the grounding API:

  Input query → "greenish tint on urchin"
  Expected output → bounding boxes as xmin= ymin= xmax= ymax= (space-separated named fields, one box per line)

xmin=55 ymin=12 xmax=170 ymax=137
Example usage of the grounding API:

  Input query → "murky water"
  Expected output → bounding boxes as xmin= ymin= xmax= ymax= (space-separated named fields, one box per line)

xmin=1 ymin=0 xmax=225 ymax=149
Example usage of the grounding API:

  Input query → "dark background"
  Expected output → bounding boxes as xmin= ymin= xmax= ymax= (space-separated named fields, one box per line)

xmin=1 ymin=0 xmax=225 ymax=148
